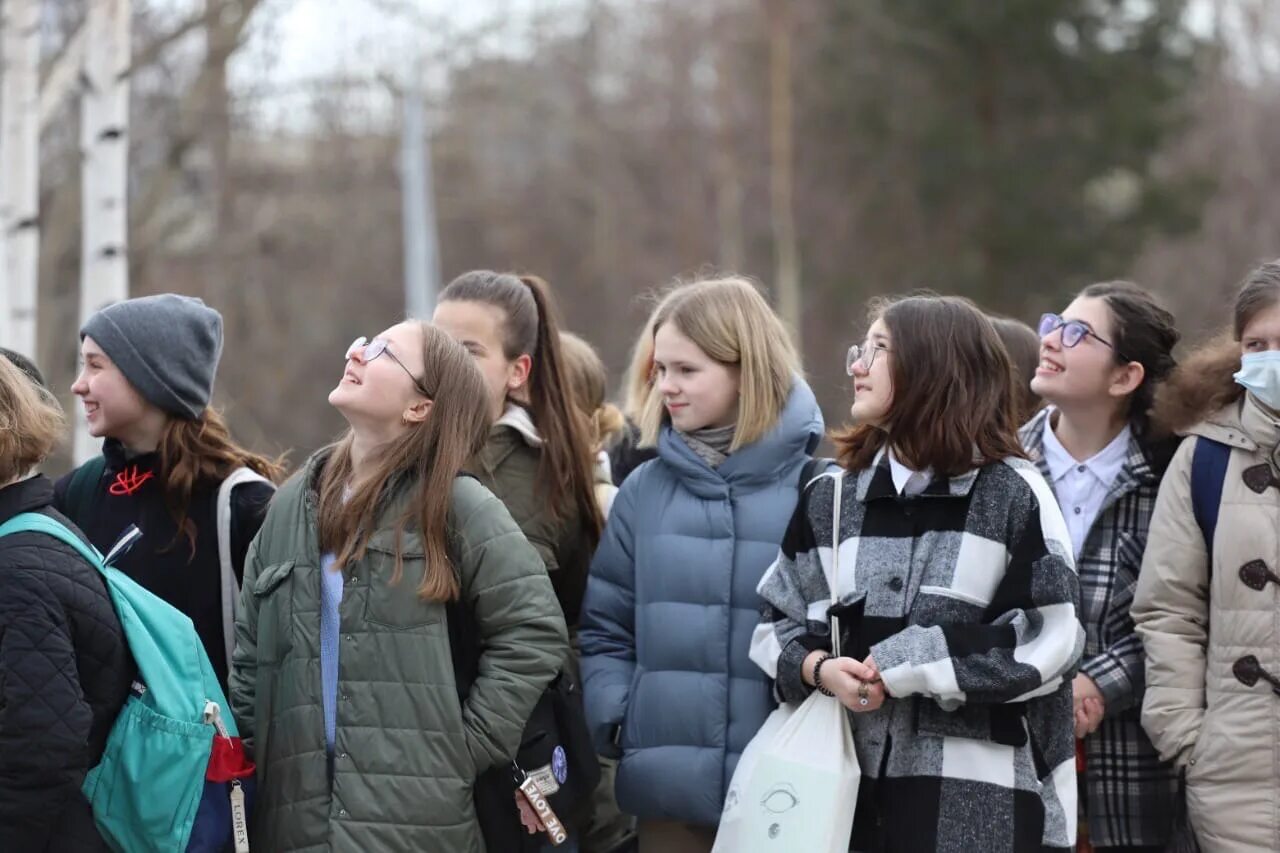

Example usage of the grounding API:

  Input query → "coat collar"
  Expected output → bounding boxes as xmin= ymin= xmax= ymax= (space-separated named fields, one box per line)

xmin=655 ymin=376 xmax=824 ymax=497
xmin=1021 ymin=407 xmax=1157 ymax=517
xmin=0 ymin=475 xmax=55 ymax=525
xmin=856 ymin=446 xmax=981 ymax=502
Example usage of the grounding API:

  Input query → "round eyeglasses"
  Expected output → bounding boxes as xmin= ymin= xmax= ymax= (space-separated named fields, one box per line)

xmin=847 ymin=343 xmax=890 ymax=375
xmin=346 ymin=336 xmax=432 ymax=398
xmin=1038 ymin=313 xmax=1126 ymax=360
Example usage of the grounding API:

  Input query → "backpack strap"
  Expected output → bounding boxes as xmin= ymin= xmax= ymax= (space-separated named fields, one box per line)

xmin=64 ymin=455 xmax=107 ymax=523
xmin=216 ymin=467 xmax=274 ymax=676
xmin=1190 ymin=436 xmax=1230 ymax=572
xmin=798 ymin=456 xmax=836 ymax=493
xmin=446 ymin=472 xmax=482 ymax=702
xmin=0 ymin=512 xmax=106 ymax=570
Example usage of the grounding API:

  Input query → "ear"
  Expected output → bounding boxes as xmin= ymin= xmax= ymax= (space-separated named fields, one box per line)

xmin=507 ymin=353 xmax=533 ymax=393
xmin=403 ymin=398 xmax=433 ymax=425
xmin=1108 ymin=360 xmax=1145 ymax=399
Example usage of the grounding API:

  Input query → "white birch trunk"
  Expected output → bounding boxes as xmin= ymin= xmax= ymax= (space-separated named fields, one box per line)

xmin=1 ymin=0 xmax=41 ymax=357
xmin=76 ymin=0 xmax=131 ymax=463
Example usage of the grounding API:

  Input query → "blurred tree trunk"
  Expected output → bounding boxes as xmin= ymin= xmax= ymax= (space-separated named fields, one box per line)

xmin=2 ymin=0 xmax=43 ymax=356
xmin=766 ymin=0 xmax=800 ymax=331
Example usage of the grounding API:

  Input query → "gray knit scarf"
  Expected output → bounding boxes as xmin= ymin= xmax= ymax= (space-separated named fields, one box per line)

xmin=678 ymin=423 xmax=737 ymax=469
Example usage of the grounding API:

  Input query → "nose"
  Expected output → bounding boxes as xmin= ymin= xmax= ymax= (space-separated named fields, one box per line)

xmin=850 ymin=358 xmax=871 ymax=379
xmin=71 ymin=370 xmax=88 ymax=396
xmin=1041 ymin=327 xmax=1063 ymax=352
xmin=657 ymin=372 xmax=678 ymax=396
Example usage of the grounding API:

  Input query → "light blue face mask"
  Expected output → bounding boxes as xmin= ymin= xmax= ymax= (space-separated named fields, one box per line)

xmin=1234 ymin=351 xmax=1280 ymax=411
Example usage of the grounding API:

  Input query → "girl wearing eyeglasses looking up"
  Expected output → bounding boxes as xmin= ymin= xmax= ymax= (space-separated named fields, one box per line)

xmin=1021 ymin=281 xmax=1181 ymax=852
xmin=55 ymin=295 xmax=283 ymax=694
xmin=1133 ymin=261 xmax=1280 ymax=852
xmin=229 ymin=320 xmax=567 ymax=851
xmin=752 ymin=293 xmax=1082 ymax=852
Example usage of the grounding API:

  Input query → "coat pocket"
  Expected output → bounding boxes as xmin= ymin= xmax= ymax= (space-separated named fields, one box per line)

xmin=915 ymin=699 xmax=1028 ymax=748
xmin=251 ymin=560 xmax=297 ymax=664
xmin=362 ymin=550 xmax=443 ymax=630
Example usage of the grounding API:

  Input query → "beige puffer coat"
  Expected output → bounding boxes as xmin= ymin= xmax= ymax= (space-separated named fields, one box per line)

xmin=1133 ymin=393 xmax=1280 ymax=852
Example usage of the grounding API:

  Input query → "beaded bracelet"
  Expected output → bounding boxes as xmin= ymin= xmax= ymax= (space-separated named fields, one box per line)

xmin=813 ymin=653 xmax=836 ymax=698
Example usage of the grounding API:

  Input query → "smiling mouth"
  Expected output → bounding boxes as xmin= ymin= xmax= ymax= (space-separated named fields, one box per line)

xmin=1038 ymin=359 xmax=1063 ymax=374
xmin=342 ymin=370 xmax=362 ymax=385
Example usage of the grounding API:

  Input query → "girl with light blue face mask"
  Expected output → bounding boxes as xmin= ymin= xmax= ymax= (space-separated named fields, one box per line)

xmin=1234 ymin=349 xmax=1280 ymax=412
xmin=1132 ymin=260 xmax=1280 ymax=853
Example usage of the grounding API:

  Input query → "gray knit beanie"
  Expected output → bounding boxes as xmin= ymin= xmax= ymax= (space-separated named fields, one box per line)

xmin=81 ymin=294 xmax=223 ymax=419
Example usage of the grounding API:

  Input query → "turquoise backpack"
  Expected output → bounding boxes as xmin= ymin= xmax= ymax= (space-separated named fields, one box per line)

xmin=0 ymin=512 xmax=245 ymax=853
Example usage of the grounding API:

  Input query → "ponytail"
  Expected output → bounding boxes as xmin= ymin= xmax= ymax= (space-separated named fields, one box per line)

xmin=439 ymin=271 xmax=604 ymax=547
xmin=518 ymin=275 xmax=604 ymax=543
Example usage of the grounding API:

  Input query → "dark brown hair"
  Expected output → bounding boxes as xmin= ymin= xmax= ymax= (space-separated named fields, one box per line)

xmin=439 ymin=271 xmax=604 ymax=548
xmin=1073 ymin=280 xmax=1181 ymax=438
xmin=834 ymin=294 xmax=1027 ymax=476
xmin=988 ymin=316 xmax=1044 ymax=426
xmin=1154 ymin=260 xmax=1280 ymax=433
xmin=159 ymin=408 xmax=286 ymax=554
xmin=316 ymin=322 xmax=492 ymax=601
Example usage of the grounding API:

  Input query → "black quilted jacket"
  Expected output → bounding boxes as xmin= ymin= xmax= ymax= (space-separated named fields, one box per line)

xmin=0 ymin=475 xmax=134 ymax=852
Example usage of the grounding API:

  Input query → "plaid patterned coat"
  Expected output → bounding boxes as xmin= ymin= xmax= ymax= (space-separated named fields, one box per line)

xmin=1021 ymin=410 xmax=1179 ymax=848
xmin=750 ymin=450 xmax=1084 ymax=852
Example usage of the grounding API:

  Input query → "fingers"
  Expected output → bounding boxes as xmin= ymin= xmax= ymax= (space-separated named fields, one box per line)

xmin=1074 ymin=708 xmax=1089 ymax=740
xmin=832 ymin=656 xmax=878 ymax=682
xmin=514 ymin=792 xmax=546 ymax=834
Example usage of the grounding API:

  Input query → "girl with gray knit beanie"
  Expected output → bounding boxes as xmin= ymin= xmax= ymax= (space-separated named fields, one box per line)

xmin=54 ymin=293 xmax=284 ymax=692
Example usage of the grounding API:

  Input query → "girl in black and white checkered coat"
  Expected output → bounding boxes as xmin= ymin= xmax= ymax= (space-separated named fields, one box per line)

xmin=750 ymin=294 xmax=1084 ymax=852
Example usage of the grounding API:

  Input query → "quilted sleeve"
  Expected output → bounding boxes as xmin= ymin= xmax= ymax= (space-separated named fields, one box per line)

xmin=0 ymin=570 xmax=93 ymax=850
xmin=578 ymin=475 xmax=639 ymax=757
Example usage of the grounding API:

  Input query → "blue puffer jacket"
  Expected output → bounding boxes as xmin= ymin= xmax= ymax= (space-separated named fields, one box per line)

xmin=579 ymin=378 xmax=823 ymax=826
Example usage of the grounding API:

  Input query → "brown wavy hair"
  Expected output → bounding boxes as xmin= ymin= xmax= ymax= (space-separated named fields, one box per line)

xmin=560 ymin=332 xmax=626 ymax=452
xmin=1153 ymin=260 xmax=1280 ymax=434
xmin=158 ymin=407 xmax=286 ymax=554
xmin=315 ymin=322 xmax=493 ymax=601
xmin=439 ymin=271 xmax=603 ymax=549
xmin=988 ymin=316 xmax=1044 ymax=426
xmin=834 ymin=294 xmax=1027 ymax=476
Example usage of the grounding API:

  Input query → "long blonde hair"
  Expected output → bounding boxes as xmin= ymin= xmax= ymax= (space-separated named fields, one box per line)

xmin=621 ymin=309 xmax=659 ymax=421
xmin=0 ymin=356 xmax=65 ymax=483
xmin=638 ymin=277 xmax=799 ymax=450
xmin=559 ymin=332 xmax=626 ymax=451
xmin=316 ymin=322 xmax=492 ymax=601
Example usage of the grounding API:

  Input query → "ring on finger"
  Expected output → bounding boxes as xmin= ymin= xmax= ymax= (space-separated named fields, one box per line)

xmin=858 ymin=682 xmax=870 ymax=707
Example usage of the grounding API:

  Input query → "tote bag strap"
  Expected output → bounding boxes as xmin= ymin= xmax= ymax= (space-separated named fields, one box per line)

xmin=829 ymin=472 xmax=844 ymax=658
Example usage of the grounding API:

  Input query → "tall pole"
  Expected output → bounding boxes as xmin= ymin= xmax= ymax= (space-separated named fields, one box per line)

xmin=400 ymin=80 xmax=441 ymax=319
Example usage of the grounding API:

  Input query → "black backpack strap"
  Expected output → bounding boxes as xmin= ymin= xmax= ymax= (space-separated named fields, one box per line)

xmin=64 ymin=456 xmax=107 ymax=524
xmin=798 ymin=456 xmax=836 ymax=493
xmin=447 ymin=471 xmax=482 ymax=702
